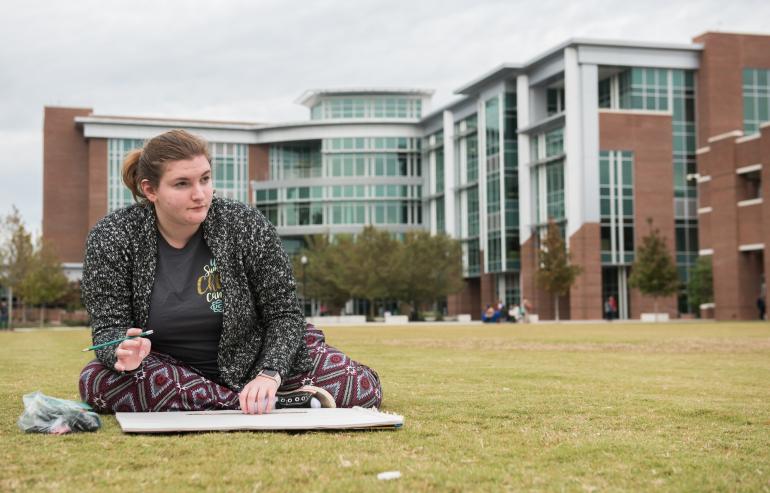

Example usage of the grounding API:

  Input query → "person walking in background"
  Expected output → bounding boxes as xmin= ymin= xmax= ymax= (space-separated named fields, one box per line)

xmin=758 ymin=296 xmax=767 ymax=321
xmin=609 ymin=296 xmax=618 ymax=320
xmin=605 ymin=295 xmax=618 ymax=321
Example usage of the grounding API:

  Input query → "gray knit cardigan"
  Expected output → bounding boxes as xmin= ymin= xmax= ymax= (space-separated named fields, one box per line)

xmin=81 ymin=197 xmax=312 ymax=389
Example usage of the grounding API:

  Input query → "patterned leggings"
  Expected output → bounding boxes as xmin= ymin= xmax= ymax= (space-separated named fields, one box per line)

xmin=79 ymin=324 xmax=382 ymax=413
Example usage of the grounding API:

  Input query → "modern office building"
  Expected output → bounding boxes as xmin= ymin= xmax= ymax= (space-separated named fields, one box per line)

xmin=42 ymin=31 xmax=770 ymax=320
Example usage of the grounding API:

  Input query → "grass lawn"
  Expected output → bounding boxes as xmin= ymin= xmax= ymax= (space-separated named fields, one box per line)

xmin=1 ymin=322 xmax=769 ymax=492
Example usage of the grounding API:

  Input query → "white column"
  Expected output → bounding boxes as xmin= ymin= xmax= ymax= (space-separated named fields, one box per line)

xmin=478 ymin=98 xmax=488 ymax=273
xmin=498 ymin=94 xmax=507 ymax=268
xmin=428 ymin=143 xmax=436 ymax=235
xmin=564 ymin=49 xmax=600 ymax=239
xmin=516 ymin=75 xmax=531 ymax=244
xmin=443 ymin=110 xmax=457 ymax=237
xmin=564 ymin=47 xmax=582 ymax=239
xmin=581 ymin=63 xmax=600 ymax=224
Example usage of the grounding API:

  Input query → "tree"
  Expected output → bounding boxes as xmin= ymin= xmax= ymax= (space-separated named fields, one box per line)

xmin=347 ymin=227 xmax=402 ymax=321
xmin=18 ymin=238 xmax=69 ymax=327
xmin=395 ymin=231 xmax=465 ymax=321
xmin=687 ymin=256 xmax=714 ymax=314
xmin=0 ymin=207 xmax=34 ymax=329
xmin=535 ymin=219 xmax=582 ymax=321
xmin=294 ymin=234 xmax=355 ymax=315
xmin=628 ymin=219 xmax=679 ymax=321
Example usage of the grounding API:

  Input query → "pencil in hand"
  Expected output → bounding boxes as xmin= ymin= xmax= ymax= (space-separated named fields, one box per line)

xmin=81 ymin=330 xmax=154 ymax=352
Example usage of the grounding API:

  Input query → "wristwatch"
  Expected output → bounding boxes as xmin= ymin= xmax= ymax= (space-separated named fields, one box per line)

xmin=257 ymin=369 xmax=281 ymax=387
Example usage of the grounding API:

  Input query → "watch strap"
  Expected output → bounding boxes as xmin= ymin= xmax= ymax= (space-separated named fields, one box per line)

xmin=257 ymin=369 xmax=281 ymax=387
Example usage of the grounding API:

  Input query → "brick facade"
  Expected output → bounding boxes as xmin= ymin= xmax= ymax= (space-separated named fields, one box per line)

xmin=694 ymin=32 xmax=770 ymax=147
xmin=698 ymin=127 xmax=768 ymax=319
xmin=695 ymin=32 xmax=770 ymax=320
xmin=249 ymin=144 xmax=270 ymax=182
xmin=599 ymin=111 xmax=678 ymax=318
xmin=43 ymin=107 xmax=92 ymax=263
xmin=568 ymin=223 xmax=602 ymax=320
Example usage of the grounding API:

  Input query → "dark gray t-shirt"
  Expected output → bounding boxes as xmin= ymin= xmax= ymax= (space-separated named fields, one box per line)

xmin=147 ymin=229 xmax=223 ymax=381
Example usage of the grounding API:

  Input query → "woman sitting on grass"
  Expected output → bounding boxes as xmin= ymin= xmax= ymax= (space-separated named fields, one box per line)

xmin=79 ymin=129 xmax=381 ymax=414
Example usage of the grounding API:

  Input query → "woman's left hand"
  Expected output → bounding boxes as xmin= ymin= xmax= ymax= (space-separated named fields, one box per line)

xmin=239 ymin=376 xmax=279 ymax=414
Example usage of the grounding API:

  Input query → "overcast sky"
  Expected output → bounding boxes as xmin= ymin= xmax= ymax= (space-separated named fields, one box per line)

xmin=1 ymin=0 xmax=768 ymax=234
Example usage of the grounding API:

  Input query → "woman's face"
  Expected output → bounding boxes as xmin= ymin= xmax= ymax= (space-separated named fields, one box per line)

xmin=142 ymin=154 xmax=213 ymax=229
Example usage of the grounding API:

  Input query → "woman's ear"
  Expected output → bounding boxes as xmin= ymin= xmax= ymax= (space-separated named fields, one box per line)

xmin=140 ymin=179 xmax=158 ymax=203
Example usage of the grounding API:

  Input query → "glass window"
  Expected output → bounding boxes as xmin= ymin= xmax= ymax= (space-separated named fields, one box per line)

xmin=545 ymin=160 xmax=565 ymax=220
xmin=107 ymin=138 xmax=144 ymax=212
xmin=599 ymin=150 xmax=635 ymax=265
xmin=547 ymin=87 xmax=565 ymax=115
xmin=743 ymin=68 xmax=770 ymax=134
xmin=598 ymin=78 xmax=611 ymax=108
xmin=545 ymin=127 xmax=564 ymax=157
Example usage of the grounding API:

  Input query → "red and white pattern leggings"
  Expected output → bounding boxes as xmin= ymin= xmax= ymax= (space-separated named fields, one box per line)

xmin=79 ymin=324 xmax=382 ymax=413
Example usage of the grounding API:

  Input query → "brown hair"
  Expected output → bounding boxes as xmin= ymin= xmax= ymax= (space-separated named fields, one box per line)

xmin=121 ymin=129 xmax=212 ymax=202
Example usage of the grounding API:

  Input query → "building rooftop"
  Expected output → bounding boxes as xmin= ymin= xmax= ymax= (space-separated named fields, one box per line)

xmin=296 ymin=88 xmax=435 ymax=108
xmin=75 ymin=114 xmax=260 ymax=130
xmin=454 ymin=37 xmax=702 ymax=95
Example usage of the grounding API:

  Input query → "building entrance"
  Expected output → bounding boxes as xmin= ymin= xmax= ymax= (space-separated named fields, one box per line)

xmin=602 ymin=266 xmax=630 ymax=319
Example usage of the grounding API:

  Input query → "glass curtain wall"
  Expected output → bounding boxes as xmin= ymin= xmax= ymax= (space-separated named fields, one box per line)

xmin=600 ymin=150 xmax=634 ymax=319
xmin=256 ymin=138 xmax=422 ymax=229
xmin=503 ymin=92 xmax=520 ymax=304
xmin=210 ymin=143 xmax=249 ymax=202
xmin=454 ymin=114 xmax=480 ymax=277
xmin=531 ymin=127 xmax=566 ymax=235
xmin=310 ymin=97 xmax=423 ymax=120
xmin=672 ymin=70 xmax=698 ymax=313
xmin=424 ymin=131 xmax=445 ymax=233
xmin=107 ymin=138 xmax=144 ymax=212
xmin=485 ymin=96 xmax=502 ymax=273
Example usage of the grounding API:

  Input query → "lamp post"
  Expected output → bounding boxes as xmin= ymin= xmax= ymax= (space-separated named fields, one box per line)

xmin=300 ymin=255 xmax=308 ymax=316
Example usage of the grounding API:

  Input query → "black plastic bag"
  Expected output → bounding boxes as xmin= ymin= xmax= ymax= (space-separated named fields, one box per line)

xmin=18 ymin=391 xmax=101 ymax=434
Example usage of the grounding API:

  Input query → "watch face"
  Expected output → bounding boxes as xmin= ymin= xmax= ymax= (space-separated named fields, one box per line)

xmin=261 ymin=370 xmax=278 ymax=378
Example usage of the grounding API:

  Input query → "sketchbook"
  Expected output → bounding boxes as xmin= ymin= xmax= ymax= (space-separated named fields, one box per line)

xmin=115 ymin=407 xmax=404 ymax=433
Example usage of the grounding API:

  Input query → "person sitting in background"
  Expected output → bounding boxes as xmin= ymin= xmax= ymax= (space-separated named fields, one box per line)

xmin=482 ymin=304 xmax=497 ymax=323
xmin=508 ymin=304 xmax=521 ymax=323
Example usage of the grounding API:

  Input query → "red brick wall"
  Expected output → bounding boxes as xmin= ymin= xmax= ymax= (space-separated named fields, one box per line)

xmin=702 ymin=130 xmax=768 ymax=319
xmin=43 ymin=107 xmax=92 ymax=263
xmin=447 ymin=277 xmax=481 ymax=319
xmin=519 ymin=234 xmax=569 ymax=320
xmin=738 ymin=204 xmax=763 ymax=246
xmin=87 ymin=139 xmax=108 ymax=229
xmin=249 ymin=144 xmax=270 ymax=183
xmin=479 ymin=268 xmax=496 ymax=317
xmin=763 ymin=126 xmax=770 ymax=317
xmin=693 ymin=31 xmax=770 ymax=320
xmin=693 ymin=32 xmax=770 ymax=146
xmin=519 ymin=236 xmax=538 ymax=316
xmin=599 ymin=111 xmax=678 ymax=318
xmin=568 ymin=223 xmax=602 ymax=319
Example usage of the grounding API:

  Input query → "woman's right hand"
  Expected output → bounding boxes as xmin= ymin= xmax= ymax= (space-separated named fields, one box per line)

xmin=114 ymin=328 xmax=151 ymax=372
